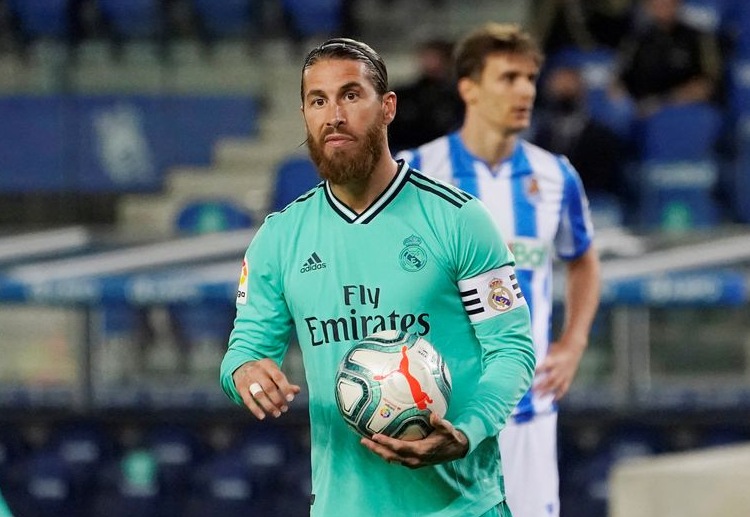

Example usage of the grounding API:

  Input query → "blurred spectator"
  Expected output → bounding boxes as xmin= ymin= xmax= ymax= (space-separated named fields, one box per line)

xmin=389 ymin=38 xmax=464 ymax=153
xmin=530 ymin=0 xmax=635 ymax=54
xmin=613 ymin=0 xmax=722 ymax=118
xmin=532 ymin=64 xmax=628 ymax=199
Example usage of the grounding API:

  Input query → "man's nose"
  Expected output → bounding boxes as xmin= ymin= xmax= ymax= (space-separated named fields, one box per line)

xmin=328 ymin=104 xmax=345 ymax=128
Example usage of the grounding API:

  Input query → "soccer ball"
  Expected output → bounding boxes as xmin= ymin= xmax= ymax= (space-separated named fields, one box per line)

xmin=334 ymin=330 xmax=452 ymax=441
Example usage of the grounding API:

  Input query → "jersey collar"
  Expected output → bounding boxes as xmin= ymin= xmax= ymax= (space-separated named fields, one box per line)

xmin=449 ymin=132 xmax=533 ymax=178
xmin=324 ymin=159 xmax=410 ymax=224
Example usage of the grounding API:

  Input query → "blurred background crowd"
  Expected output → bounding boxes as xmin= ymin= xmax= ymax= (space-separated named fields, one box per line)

xmin=0 ymin=0 xmax=749 ymax=516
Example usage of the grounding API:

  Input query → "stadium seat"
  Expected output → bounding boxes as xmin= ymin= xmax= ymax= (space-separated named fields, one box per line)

xmin=97 ymin=0 xmax=163 ymax=40
xmin=146 ymin=425 xmax=205 ymax=491
xmin=271 ymin=155 xmax=321 ymax=212
xmin=588 ymin=192 xmax=625 ymax=229
xmin=274 ymin=454 xmax=312 ymax=517
xmin=234 ymin=425 xmax=298 ymax=490
xmin=172 ymin=198 xmax=251 ymax=375
xmin=175 ymin=198 xmax=254 ymax=235
xmin=728 ymin=59 xmax=750 ymax=115
xmin=281 ymin=0 xmax=343 ymax=38
xmin=7 ymin=0 xmax=71 ymax=40
xmin=92 ymin=447 xmax=161 ymax=517
xmin=191 ymin=0 xmax=257 ymax=38
xmin=632 ymin=103 xmax=723 ymax=229
xmin=49 ymin=421 xmax=115 ymax=496
xmin=185 ymin=451 xmax=266 ymax=517
xmin=0 ymin=426 xmax=29 ymax=513
xmin=634 ymin=103 xmax=721 ymax=162
xmin=19 ymin=450 xmax=78 ymax=516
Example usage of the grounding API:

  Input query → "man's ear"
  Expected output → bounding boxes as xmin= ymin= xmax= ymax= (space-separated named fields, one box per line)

xmin=383 ymin=91 xmax=397 ymax=125
xmin=458 ymin=77 xmax=477 ymax=105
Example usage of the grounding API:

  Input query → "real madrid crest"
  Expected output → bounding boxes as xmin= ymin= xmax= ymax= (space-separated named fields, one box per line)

xmin=487 ymin=278 xmax=513 ymax=312
xmin=399 ymin=235 xmax=427 ymax=272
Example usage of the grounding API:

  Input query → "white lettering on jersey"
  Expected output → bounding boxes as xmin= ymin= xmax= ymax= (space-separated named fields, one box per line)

xmin=458 ymin=265 xmax=526 ymax=323
xmin=236 ymin=258 xmax=248 ymax=305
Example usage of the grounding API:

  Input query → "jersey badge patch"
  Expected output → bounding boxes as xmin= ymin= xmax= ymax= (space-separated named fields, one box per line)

xmin=399 ymin=235 xmax=427 ymax=272
xmin=524 ymin=176 xmax=541 ymax=204
xmin=236 ymin=258 xmax=248 ymax=305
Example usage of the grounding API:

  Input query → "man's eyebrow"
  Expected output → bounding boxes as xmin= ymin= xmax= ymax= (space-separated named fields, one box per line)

xmin=304 ymin=81 xmax=365 ymax=100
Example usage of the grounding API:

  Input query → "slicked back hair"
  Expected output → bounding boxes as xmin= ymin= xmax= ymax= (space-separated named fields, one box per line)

xmin=301 ymin=38 xmax=389 ymax=101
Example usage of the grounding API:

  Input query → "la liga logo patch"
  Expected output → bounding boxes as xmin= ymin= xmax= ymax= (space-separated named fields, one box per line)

xmin=236 ymin=258 xmax=248 ymax=305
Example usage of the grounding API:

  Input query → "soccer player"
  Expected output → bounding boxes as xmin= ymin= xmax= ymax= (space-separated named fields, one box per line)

xmin=220 ymin=38 xmax=536 ymax=517
xmin=396 ymin=24 xmax=602 ymax=517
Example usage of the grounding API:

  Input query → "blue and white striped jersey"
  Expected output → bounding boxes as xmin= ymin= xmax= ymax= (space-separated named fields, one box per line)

xmin=397 ymin=132 xmax=594 ymax=421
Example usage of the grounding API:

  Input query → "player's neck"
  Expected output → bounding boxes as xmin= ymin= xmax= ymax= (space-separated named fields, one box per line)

xmin=460 ymin=121 xmax=518 ymax=169
xmin=329 ymin=156 xmax=399 ymax=214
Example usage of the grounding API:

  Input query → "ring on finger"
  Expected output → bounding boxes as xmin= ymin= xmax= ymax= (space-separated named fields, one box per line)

xmin=249 ymin=382 xmax=264 ymax=397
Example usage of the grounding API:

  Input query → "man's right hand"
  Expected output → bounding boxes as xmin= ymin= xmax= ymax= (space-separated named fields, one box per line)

xmin=232 ymin=359 xmax=302 ymax=420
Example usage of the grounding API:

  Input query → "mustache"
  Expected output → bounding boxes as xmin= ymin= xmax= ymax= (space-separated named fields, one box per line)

xmin=322 ymin=128 xmax=356 ymax=139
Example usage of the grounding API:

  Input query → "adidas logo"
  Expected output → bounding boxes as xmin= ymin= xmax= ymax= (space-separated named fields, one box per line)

xmin=300 ymin=252 xmax=327 ymax=273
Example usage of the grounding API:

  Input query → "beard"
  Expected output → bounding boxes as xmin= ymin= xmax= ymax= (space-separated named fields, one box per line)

xmin=307 ymin=120 xmax=384 ymax=185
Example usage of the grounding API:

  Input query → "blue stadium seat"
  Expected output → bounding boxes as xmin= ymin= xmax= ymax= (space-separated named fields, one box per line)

xmin=0 ymin=426 xmax=29 ymax=513
xmin=728 ymin=59 xmax=750 ymax=115
xmin=97 ymin=0 xmax=163 ymax=39
xmin=192 ymin=0 xmax=257 ymax=38
xmin=281 ymin=0 xmax=343 ymax=38
xmin=634 ymin=103 xmax=721 ymax=162
xmin=49 ymin=421 xmax=115 ymax=495
xmin=274 ymin=455 xmax=312 ymax=517
xmin=146 ymin=425 xmax=206 ymax=492
xmin=172 ymin=198 xmax=251 ymax=375
xmin=20 ymin=450 xmax=78 ymax=516
xmin=234 ymin=425 xmax=298 ymax=490
xmin=7 ymin=0 xmax=71 ymax=39
xmin=588 ymin=192 xmax=625 ymax=229
xmin=175 ymin=198 xmax=254 ymax=235
xmin=272 ymin=155 xmax=321 ymax=212
xmin=92 ymin=447 xmax=161 ymax=517
xmin=632 ymin=103 xmax=723 ymax=229
xmin=185 ymin=451 xmax=266 ymax=517
xmin=730 ymin=115 xmax=750 ymax=222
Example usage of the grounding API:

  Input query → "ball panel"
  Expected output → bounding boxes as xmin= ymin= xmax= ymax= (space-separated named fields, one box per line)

xmin=335 ymin=377 xmax=364 ymax=415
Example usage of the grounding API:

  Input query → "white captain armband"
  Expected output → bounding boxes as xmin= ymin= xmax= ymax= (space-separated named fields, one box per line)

xmin=458 ymin=265 xmax=527 ymax=323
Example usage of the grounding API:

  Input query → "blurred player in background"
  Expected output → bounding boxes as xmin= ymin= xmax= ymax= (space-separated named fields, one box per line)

xmin=220 ymin=37 xmax=536 ymax=516
xmin=397 ymin=23 xmax=601 ymax=517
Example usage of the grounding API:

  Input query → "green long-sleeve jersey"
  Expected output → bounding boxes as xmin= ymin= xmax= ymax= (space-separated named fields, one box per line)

xmin=221 ymin=160 xmax=535 ymax=517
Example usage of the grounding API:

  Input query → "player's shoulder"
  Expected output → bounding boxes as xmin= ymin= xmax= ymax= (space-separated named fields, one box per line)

xmin=395 ymin=135 xmax=451 ymax=164
xmin=405 ymin=164 xmax=475 ymax=211
xmin=518 ymin=139 xmax=577 ymax=180
xmin=263 ymin=183 xmax=324 ymax=227
xmin=266 ymin=181 xmax=324 ymax=221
